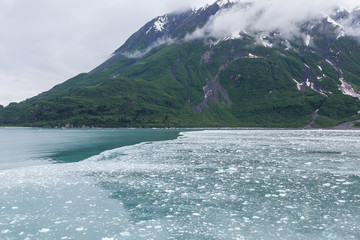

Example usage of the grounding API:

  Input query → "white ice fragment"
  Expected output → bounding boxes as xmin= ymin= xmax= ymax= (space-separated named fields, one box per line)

xmin=39 ymin=228 xmax=50 ymax=233
xmin=1 ymin=229 xmax=10 ymax=234
xmin=192 ymin=213 xmax=201 ymax=216
xmin=120 ymin=231 xmax=131 ymax=237
xmin=11 ymin=206 xmax=18 ymax=210
xmin=75 ymin=227 xmax=84 ymax=232
xmin=336 ymin=179 xmax=346 ymax=182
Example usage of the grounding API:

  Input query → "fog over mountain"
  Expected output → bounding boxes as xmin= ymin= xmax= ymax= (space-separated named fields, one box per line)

xmin=188 ymin=0 xmax=360 ymax=41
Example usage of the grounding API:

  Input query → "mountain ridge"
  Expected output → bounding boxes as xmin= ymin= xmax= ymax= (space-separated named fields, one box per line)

xmin=1 ymin=0 xmax=360 ymax=128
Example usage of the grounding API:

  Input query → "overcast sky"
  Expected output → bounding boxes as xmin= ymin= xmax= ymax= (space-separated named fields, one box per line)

xmin=0 ymin=0 xmax=214 ymax=106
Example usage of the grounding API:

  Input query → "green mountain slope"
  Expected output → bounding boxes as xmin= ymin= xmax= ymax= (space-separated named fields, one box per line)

xmin=1 ymin=3 xmax=360 ymax=128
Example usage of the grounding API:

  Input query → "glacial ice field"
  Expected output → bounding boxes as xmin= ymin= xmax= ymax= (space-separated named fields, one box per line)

xmin=0 ymin=129 xmax=359 ymax=239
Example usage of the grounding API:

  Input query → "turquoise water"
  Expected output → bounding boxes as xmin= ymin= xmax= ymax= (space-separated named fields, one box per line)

xmin=0 ymin=128 xmax=180 ymax=170
xmin=0 ymin=129 xmax=359 ymax=239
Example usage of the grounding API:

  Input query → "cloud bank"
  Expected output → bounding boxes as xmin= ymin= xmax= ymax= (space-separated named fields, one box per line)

xmin=187 ymin=0 xmax=360 ymax=41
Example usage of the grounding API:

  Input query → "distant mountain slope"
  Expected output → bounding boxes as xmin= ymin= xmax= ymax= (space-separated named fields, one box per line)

xmin=1 ymin=0 xmax=360 ymax=128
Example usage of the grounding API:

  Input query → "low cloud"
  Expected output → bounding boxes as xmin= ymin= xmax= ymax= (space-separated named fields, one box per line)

xmin=186 ymin=0 xmax=360 ymax=41
xmin=122 ymin=38 xmax=176 ymax=59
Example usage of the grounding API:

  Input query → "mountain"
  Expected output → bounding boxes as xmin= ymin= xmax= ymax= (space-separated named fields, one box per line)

xmin=1 ymin=0 xmax=360 ymax=128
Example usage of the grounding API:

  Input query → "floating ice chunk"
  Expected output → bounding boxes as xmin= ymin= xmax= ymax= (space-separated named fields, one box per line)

xmin=120 ymin=231 xmax=131 ymax=237
xmin=336 ymin=179 xmax=346 ymax=182
xmin=75 ymin=227 xmax=84 ymax=232
xmin=102 ymin=238 xmax=114 ymax=240
xmin=39 ymin=228 xmax=50 ymax=233
xmin=1 ymin=229 xmax=10 ymax=234
xmin=322 ymin=231 xmax=337 ymax=239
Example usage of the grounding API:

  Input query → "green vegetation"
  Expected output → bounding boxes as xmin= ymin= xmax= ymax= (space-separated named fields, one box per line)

xmin=1 ymin=33 xmax=360 ymax=128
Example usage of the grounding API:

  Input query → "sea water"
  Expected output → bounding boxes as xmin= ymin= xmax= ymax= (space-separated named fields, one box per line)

xmin=0 ymin=129 xmax=359 ymax=239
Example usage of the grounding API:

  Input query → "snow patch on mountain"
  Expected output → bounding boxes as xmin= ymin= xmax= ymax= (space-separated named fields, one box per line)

xmin=327 ymin=16 xmax=344 ymax=29
xmin=216 ymin=0 xmax=241 ymax=7
xmin=292 ymin=78 xmax=303 ymax=91
xmin=338 ymin=78 xmax=360 ymax=99
xmin=154 ymin=16 xmax=168 ymax=32
xmin=146 ymin=15 xmax=168 ymax=34
xmin=305 ymin=34 xmax=311 ymax=46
